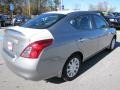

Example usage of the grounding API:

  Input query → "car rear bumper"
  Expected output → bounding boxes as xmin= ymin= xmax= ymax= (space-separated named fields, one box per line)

xmin=2 ymin=49 xmax=50 ymax=81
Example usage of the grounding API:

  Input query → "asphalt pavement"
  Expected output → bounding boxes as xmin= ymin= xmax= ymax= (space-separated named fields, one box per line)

xmin=0 ymin=29 xmax=120 ymax=90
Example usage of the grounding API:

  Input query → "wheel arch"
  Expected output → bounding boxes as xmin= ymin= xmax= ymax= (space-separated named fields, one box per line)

xmin=58 ymin=51 xmax=84 ymax=78
xmin=68 ymin=51 xmax=83 ymax=62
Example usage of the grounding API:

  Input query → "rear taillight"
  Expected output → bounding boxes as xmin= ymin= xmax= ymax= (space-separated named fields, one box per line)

xmin=20 ymin=39 xmax=53 ymax=59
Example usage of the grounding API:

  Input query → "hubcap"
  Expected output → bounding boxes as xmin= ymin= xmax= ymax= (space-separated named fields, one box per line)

xmin=111 ymin=39 xmax=116 ymax=49
xmin=66 ymin=58 xmax=80 ymax=78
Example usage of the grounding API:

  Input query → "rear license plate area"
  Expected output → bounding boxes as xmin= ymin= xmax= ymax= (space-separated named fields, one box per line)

xmin=7 ymin=41 xmax=13 ymax=51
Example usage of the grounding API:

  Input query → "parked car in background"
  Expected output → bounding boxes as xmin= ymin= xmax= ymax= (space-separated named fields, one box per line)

xmin=4 ymin=15 xmax=12 ymax=26
xmin=105 ymin=15 xmax=120 ymax=29
xmin=110 ymin=12 xmax=120 ymax=17
xmin=13 ymin=15 xmax=31 ymax=26
xmin=0 ymin=14 xmax=6 ymax=27
xmin=2 ymin=11 xmax=116 ymax=81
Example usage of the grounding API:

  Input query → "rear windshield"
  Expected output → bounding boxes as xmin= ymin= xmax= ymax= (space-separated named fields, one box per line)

xmin=22 ymin=13 xmax=65 ymax=29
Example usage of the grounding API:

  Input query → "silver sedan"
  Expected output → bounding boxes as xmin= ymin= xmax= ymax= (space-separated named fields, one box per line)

xmin=2 ymin=11 xmax=116 ymax=81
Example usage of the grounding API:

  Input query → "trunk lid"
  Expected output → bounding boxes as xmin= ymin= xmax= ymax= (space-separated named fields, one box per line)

xmin=3 ymin=26 xmax=53 ymax=59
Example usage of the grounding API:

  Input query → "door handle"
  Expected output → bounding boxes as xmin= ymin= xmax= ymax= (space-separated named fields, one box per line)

xmin=78 ymin=38 xmax=89 ymax=42
xmin=105 ymin=31 xmax=112 ymax=35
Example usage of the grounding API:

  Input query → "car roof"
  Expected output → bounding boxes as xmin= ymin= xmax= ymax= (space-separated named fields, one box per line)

xmin=43 ymin=10 xmax=105 ymax=16
xmin=43 ymin=10 xmax=76 ymax=15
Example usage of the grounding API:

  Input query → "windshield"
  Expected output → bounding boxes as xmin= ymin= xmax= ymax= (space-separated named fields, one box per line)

xmin=22 ymin=13 xmax=65 ymax=29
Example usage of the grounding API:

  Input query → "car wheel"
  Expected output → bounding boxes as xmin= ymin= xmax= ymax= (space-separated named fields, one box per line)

xmin=62 ymin=54 xmax=81 ymax=81
xmin=108 ymin=37 xmax=116 ymax=50
xmin=1 ymin=21 xmax=5 ymax=27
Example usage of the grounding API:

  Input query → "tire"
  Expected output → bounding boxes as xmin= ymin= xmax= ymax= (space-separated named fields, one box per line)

xmin=1 ymin=21 xmax=5 ymax=27
xmin=62 ymin=54 xmax=82 ymax=81
xmin=108 ymin=37 xmax=116 ymax=50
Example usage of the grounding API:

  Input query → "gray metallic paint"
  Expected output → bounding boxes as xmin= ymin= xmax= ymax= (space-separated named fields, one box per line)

xmin=2 ymin=11 xmax=116 ymax=81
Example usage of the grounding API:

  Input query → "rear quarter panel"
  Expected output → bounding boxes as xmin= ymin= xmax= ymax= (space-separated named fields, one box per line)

xmin=36 ymin=20 xmax=83 ymax=77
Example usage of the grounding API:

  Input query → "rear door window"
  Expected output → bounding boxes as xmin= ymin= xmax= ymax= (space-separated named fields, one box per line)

xmin=70 ymin=15 xmax=93 ymax=30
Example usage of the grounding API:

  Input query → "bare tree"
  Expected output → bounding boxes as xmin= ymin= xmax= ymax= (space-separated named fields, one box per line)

xmin=89 ymin=4 xmax=96 ymax=11
xmin=54 ymin=0 xmax=60 ymax=10
xmin=89 ymin=1 xmax=116 ymax=12
xmin=0 ymin=0 xmax=61 ymax=15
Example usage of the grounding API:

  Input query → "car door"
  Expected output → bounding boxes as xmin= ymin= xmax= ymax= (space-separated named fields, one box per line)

xmin=92 ymin=14 xmax=112 ymax=50
xmin=69 ymin=14 xmax=100 ymax=59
